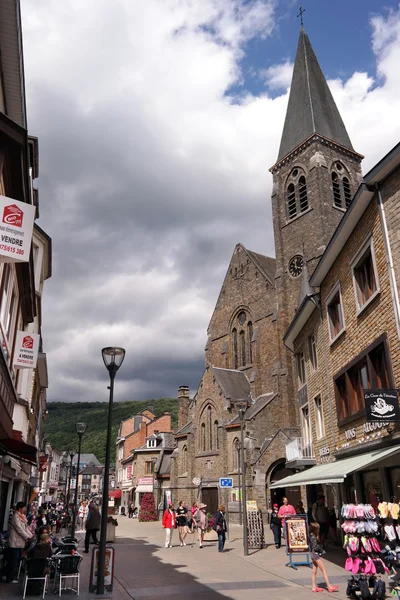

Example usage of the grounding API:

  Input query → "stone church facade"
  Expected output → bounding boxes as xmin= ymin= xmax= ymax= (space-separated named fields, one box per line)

xmin=169 ymin=27 xmax=364 ymax=520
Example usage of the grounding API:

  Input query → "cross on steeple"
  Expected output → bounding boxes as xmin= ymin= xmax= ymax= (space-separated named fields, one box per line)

xmin=297 ymin=5 xmax=305 ymax=27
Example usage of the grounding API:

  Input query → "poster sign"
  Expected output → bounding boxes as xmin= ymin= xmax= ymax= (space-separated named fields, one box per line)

xmin=13 ymin=331 xmax=40 ymax=369
xmin=364 ymin=389 xmax=400 ymax=422
xmin=284 ymin=515 xmax=309 ymax=554
xmin=89 ymin=546 xmax=115 ymax=592
xmin=246 ymin=500 xmax=258 ymax=511
xmin=231 ymin=488 xmax=242 ymax=502
xmin=0 ymin=195 xmax=35 ymax=263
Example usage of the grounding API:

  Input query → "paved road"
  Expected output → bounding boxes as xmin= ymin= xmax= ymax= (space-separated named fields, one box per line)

xmin=0 ymin=518 xmax=351 ymax=599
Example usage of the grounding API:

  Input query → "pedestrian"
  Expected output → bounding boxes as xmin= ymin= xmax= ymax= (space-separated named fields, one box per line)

xmin=270 ymin=504 xmax=281 ymax=549
xmin=194 ymin=503 xmax=208 ymax=549
xmin=128 ymin=503 xmax=133 ymax=519
xmin=309 ymin=522 xmax=338 ymax=593
xmin=278 ymin=497 xmax=295 ymax=538
xmin=84 ymin=503 xmax=100 ymax=553
xmin=162 ymin=504 xmax=176 ymax=548
xmin=176 ymin=501 xmax=188 ymax=547
xmin=312 ymin=494 xmax=330 ymax=546
xmin=214 ymin=504 xmax=227 ymax=552
xmin=78 ymin=501 xmax=88 ymax=530
xmin=6 ymin=501 xmax=33 ymax=583
xmin=29 ymin=533 xmax=52 ymax=560
xmin=36 ymin=507 xmax=47 ymax=532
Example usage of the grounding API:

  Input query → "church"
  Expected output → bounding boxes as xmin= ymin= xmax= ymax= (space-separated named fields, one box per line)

xmin=169 ymin=25 xmax=364 ymax=520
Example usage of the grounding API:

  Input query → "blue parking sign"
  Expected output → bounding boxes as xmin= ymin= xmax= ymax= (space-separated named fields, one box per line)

xmin=219 ymin=478 xmax=233 ymax=488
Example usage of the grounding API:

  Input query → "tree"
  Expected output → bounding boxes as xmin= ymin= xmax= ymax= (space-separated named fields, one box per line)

xmin=139 ymin=492 xmax=157 ymax=522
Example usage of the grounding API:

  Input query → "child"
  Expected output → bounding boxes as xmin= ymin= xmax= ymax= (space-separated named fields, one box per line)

xmin=309 ymin=522 xmax=338 ymax=593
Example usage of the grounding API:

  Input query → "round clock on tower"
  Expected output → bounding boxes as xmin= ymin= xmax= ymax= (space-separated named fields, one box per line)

xmin=288 ymin=255 xmax=304 ymax=278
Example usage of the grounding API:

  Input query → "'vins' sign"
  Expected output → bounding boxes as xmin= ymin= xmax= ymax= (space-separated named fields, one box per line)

xmin=364 ymin=389 xmax=400 ymax=422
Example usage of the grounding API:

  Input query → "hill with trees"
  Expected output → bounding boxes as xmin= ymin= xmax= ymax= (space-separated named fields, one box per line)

xmin=44 ymin=399 xmax=178 ymax=463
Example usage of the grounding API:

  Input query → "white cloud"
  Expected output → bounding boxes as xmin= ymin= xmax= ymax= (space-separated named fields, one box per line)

xmin=20 ymin=1 xmax=400 ymax=402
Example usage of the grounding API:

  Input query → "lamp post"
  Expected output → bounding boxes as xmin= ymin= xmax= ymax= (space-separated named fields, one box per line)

xmin=97 ymin=347 xmax=125 ymax=595
xmin=234 ymin=439 xmax=242 ymax=526
xmin=71 ymin=424 xmax=87 ymax=537
xmin=66 ymin=450 xmax=75 ymax=507
xmin=235 ymin=399 xmax=248 ymax=556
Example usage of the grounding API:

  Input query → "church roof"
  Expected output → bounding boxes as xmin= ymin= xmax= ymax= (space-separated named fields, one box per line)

xmin=277 ymin=27 xmax=354 ymax=162
xmin=227 ymin=392 xmax=276 ymax=424
xmin=244 ymin=248 xmax=276 ymax=285
xmin=174 ymin=421 xmax=193 ymax=437
xmin=212 ymin=367 xmax=252 ymax=404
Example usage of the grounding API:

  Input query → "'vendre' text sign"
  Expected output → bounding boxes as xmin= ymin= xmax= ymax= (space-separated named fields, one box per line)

xmin=364 ymin=389 xmax=400 ymax=422
xmin=0 ymin=195 xmax=35 ymax=263
xmin=13 ymin=331 xmax=40 ymax=369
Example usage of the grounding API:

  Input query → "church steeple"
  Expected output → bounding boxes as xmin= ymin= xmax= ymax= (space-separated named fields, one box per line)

xmin=277 ymin=27 xmax=354 ymax=162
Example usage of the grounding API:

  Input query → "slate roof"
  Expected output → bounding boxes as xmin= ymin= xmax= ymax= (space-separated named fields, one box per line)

xmin=277 ymin=27 xmax=354 ymax=162
xmin=158 ymin=453 xmax=172 ymax=476
xmin=72 ymin=454 xmax=101 ymax=466
xmin=212 ymin=367 xmax=252 ymax=404
xmin=227 ymin=393 xmax=276 ymax=425
xmin=175 ymin=421 xmax=193 ymax=436
xmin=80 ymin=465 xmax=102 ymax=475
xmin=245 ymin=249 xmax=276 ymax=285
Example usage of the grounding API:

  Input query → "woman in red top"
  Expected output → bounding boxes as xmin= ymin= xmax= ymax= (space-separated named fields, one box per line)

xmin=162 ymin=504 xmax=176 ymax=548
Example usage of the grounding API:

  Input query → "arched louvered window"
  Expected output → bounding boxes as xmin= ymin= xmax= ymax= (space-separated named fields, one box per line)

xmin=332 ymin=172 xmax=341 ymax=207
xmin=343 ymin=177 xmax=351 ymax=207
xmin=214 ymin=420 xmax=219 ymax=450
xmin=299 ymin=176 xmax=308 ymax=212
xmin=201 ymin=423 xmax=206 ymax=451
xmin=248 ymin=322 xmax=253 ymax=364
xmin=240 ymin=330 xmax=246 ymax=367
xmin=233 ymin=328 xmax=238 ymax=369
xmin=287 ymin=183 xmax=297 ymax=219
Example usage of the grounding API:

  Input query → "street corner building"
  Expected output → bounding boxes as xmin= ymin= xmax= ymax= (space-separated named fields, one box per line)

xmin=169 ymin=26 xmax=400 ymax=521
xmin=0 ymin=0 xmax=52 ymax=527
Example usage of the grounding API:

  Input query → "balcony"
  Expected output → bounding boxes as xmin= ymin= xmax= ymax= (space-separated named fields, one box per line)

xmin=285 ymin=437 xmax=316 ymax=469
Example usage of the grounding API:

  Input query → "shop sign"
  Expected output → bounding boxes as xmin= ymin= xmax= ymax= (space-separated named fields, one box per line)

xmin=345 ymin=428 xmax=356 ymax=440
xmin=0 ymin=196 xmax=35 ymax=263
xmin=13 ymin=331 xmax=40 ymax=369
xmin=127 ymin=465 xmax=132 ymax=480
xmin=364 ymin=389 xmax=400 ymax=422
xmin=284 ymin=514 xmax=310 ymax=554
xmin=136 ymin=477 xmax=154 ymax=486
xmin=319 ymin=446 xmax=330 ymax=456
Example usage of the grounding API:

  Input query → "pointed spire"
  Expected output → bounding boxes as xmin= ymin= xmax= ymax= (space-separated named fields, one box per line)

xmin=277 ymin=28 xmax=354 ymax=162
xmin=297 ymin=258 xmax=314 ymax=309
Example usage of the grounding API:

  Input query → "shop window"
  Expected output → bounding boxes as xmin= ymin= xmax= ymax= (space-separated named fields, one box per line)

xmin=295 ymin=350 xmax=306 ymax=388
xmin=334 ymin=338 xmax=391 ymax=424
xmin=352 ymin=241 xmax=379 ymax=313
xmin=314 ymin=395 xmax=325 ymax=439
xmin=308 ymin=333 xmax=317 ymax=371
xmin=327 ymin=285 xmax=345 ymax=343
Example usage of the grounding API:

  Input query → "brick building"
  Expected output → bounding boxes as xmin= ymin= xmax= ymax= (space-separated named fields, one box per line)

xmin=273 ymin=142 xmax=400 ymax=513
xmin=169 ymin=26 xmax=376 ymax=519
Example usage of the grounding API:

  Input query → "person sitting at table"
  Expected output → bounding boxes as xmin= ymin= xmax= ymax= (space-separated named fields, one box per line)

xmin=29 ymin=533 xmax=53 ymax=560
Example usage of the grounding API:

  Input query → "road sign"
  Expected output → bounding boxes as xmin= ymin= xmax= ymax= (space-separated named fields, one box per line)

xmin=219 ymin=478 xmax=233 ymax=488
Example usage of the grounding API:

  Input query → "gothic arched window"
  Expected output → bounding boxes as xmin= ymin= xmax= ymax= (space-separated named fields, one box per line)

xmin=182 ymin=445 xmax=187 ymax=474
xmin=332 ymin=163 xmax=352 ymax=209
xmin=248 ymin=322 xmax=253 ymax=364
xmin=233 ymin=328 xmax=238 ymax=369
xmin=233 ymin=437 xmax=239 ymax=471
xmin=214 ymin=420 xmax=219 ymax=450
xmin=201 ymin=423 xmax=206 ymax=452
xmin=208 ymin=405 xmax=212 ymax=450
xmin=287 ymin=168 xmax=309 ymax=220
xmin=240 ymin=330 xmax=246 ymax=367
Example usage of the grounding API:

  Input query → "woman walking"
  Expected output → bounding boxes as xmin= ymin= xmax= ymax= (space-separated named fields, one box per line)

xmin=162 ymin=504 xmax=176 ymax=548
xmin=176 ymin=501 xmax=188 ymax=547
xmin=214 ymin=505 xmax=227 ymax=552
xmin=6 ymin=501 xmax=33 ymax=583
xmin=309 ymin=522 xmax=338 ymax=593
xmin=194 ymin=503 xmax=208 ymax=549
xmin=270 ymin=503 xmax=281 ymax=549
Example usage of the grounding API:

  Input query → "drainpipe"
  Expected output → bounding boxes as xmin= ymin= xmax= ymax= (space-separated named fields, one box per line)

xmin=376 ymin=184 xmax=400 ymax=342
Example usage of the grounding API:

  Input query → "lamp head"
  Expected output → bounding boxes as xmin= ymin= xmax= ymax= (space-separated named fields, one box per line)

xmin=102 ymin=347 xmax=126 ymax=376
xmin=234 ymin=399 xmax=248 ymax=418
xmin=69 ymin=450 xmax=75 ymax=460
xmin=75 ymin=422 xmax=87 ymax=436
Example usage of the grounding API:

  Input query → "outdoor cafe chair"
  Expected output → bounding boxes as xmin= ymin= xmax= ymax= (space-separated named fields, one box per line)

xmin=22 ymin=557 xmax=50 ymax=599
xmin=53 ymin=554 xmax=82 ymax=597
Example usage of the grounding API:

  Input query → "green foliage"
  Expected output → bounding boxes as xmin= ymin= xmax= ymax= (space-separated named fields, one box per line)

xmin=44 ymin=398 xmax=177 ymax=463
xmin=138 ymin=493 xmax=157 ymax=522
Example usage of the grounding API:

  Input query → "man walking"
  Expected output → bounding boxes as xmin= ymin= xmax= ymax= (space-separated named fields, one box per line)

xmin=84 ymin=503 xmax=100 ymax=553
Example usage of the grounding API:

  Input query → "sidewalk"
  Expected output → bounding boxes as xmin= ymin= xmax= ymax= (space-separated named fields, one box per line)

xmin=0 ymin=520 xmax=352 ymax=600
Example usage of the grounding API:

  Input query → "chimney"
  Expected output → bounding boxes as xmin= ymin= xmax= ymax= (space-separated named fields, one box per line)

xmin=177 ymin=386 xmax=190 ymax=430
xmin=153 ymin=430 xmax=159 ymax=435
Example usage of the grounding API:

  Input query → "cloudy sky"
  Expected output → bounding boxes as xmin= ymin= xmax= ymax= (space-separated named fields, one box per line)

xmin=21 ymin=0 xmax=400 ymax=402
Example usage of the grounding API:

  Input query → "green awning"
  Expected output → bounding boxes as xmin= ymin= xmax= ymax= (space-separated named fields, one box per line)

xmin=269 ymin=445 xmax=400 ymax=489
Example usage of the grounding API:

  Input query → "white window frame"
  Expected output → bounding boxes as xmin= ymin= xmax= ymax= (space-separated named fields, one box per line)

xmin=314 ymin=394 xmax=325 ymax=439
xmin=351 ymin=236 xmax=380 ymax=316
xmin=308 ymin=333 xmax=318 ymax=371
xmin=301 ymin=404 xmax=311 ymax=444
xmin=295 ymin=349 xmax=306 ymax=389
xmin=326 ymin=282 xmax=346 ymax=345
xmin=147 ymin=439 xmax=156 ymax=448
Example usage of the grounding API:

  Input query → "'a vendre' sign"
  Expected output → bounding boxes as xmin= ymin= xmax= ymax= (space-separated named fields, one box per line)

xmin=0 ymin=196 xmax=35 ymax=263
xmin=13 ymin=331 xmax=40 ymax=369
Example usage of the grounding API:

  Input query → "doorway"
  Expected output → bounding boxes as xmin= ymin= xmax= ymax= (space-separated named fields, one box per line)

xmin=201 ymin=487 xmax=219 ymax=516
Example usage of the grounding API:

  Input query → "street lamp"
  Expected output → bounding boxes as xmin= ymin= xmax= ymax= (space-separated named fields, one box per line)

xmin=234 ymin=439 xmax=242 ymax=526
xmin=66 ymin=450 xmax=75 ymax=507
xmin=97 ymin=347 xmax=125 ymax=595
xmin=235 ymin=399 xmax=248 ymax=556
xmin=71 ymin=423 xmax=87 ymax=537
